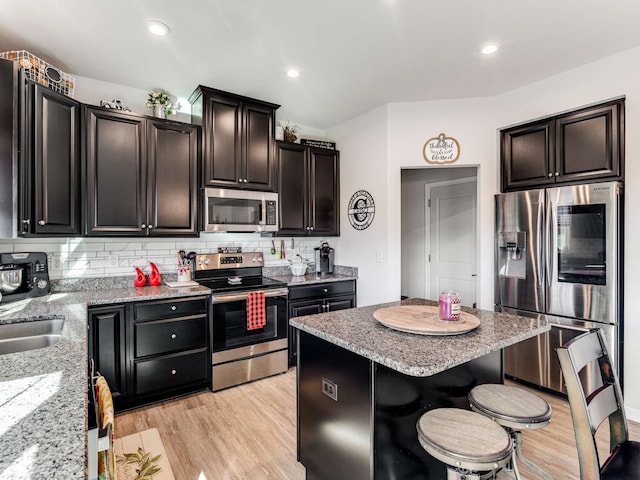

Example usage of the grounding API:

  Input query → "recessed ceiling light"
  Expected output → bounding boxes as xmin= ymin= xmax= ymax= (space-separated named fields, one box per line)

xmin=481 ymin=43 xmax=499 ymax=55
xmin=287 ymin=69 xmax=300 ymax=78
xmin=147 ymin=20 xmax=170 ymax=36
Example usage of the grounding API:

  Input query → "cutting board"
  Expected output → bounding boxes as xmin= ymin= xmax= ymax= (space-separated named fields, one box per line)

xmin=373 ymin=305 xmax=480 ymax=336
xmin=164 ymin=280 xmax=200 ymax=288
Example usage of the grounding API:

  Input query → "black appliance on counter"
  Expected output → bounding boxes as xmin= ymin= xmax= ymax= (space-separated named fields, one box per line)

xmin=314 ymin=242 xmax=335 ymax=274
xmin=193 ymin=251 xmax=289 ymax=391
xmin=0 ymin=252 xmax=50 ymax=303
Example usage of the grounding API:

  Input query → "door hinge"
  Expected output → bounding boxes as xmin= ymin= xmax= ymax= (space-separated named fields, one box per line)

xmin=428 ymin=199 xmax=431 ymax=208
xmin=428 ymin=254 xmax=431 ymax=262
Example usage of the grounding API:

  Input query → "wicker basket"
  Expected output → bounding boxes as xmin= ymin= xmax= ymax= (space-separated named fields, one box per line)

xmin=0 ymin=50 xmax=75 ymax=97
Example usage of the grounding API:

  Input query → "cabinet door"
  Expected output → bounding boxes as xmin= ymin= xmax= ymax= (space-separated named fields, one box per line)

xmin=501 ymin=120 xmax=554 ymax=191
xmin=310 ymin=148 xmax=340 ymax=236
xmin=326 ymin=295 xmax=356 ymax=312
xmin=23 ymin=83 xmax=80 ymax=235
xmin=88 ymin=305 xmax=127 ymax=401
xmin=147 ymin=120 xmax=199 ymax=236
xmin=290 ymin=299 xmax=325 ymax=317
xmin=84 ymin=108 xmax=147 ymax=235
xmin=555 ymin=101 xmax=623 ymax=183
xmin=202 ymin=94 xmax=241 ymax=188
xmin=243 ymin=102 xmax=275 ymax=191
xmin=277 ymin=142 xmax=308 ymax=235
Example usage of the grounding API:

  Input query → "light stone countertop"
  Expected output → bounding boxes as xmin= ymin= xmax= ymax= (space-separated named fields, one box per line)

xmin=0 ymin=283 xmax=210 ymax=480
xmin=289 ymin=297 xmax=550 ymax=377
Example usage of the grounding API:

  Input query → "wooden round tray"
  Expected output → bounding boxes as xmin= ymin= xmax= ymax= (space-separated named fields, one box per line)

xmin=373 ymin=305 xmax=480 ymax=336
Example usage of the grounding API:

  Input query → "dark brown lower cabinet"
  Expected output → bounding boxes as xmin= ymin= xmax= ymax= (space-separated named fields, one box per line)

xmin=288 ymin=280 xmax=356 ymax=366
xmin=88 ymin=295 xmax=210 ymax=411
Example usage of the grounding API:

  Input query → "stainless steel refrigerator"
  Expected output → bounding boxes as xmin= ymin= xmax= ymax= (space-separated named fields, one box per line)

xmin=495 ymin=181 xmax=623 ymax=394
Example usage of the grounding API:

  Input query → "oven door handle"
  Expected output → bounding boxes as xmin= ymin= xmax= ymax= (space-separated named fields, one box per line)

xmin=212 ymin=287 xmax=289 ymax=304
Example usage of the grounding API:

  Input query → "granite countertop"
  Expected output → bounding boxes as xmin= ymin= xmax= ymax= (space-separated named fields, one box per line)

xmin=267 ymin=272 xmax=357 ymax=286
xmin=0 ymin=282 xmax=210 ymax=479
xmin=289 ymin=297 xmax=550 ymax=377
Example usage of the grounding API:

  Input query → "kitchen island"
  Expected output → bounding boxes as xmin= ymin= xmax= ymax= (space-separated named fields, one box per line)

xmin=290 ymin=297 xmax=549 ymax=480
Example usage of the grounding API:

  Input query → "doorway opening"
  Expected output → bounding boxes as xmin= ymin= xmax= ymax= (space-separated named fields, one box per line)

xmin=400 ymin=167 xmax=478 ymax=307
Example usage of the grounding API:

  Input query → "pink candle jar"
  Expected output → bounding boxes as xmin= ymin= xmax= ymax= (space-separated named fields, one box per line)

xmin=439 ymin=290 xmax=461 ymax=321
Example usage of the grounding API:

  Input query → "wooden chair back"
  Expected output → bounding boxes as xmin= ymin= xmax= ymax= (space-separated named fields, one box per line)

xmin=556 ymin=328 xmax=628 ymax=480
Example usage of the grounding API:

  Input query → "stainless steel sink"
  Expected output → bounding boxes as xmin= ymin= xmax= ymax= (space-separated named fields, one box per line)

xmin=0 ymin=318 xmax=65 ymax=355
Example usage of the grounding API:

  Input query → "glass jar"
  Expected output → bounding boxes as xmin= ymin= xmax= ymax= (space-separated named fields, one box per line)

xmin=439 ymin=290 xmax=461 ymax=321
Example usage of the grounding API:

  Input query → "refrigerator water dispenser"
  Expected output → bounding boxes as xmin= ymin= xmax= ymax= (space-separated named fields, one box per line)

xmin=497 ymin=232 xmax=526 ymax=279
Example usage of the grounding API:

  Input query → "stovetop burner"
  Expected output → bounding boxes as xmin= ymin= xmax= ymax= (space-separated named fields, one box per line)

xmin=197 ymin=275 xmax=286 ymax=293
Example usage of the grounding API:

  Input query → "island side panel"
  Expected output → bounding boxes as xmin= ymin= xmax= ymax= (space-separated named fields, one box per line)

xmin=374 ymin=351 xmax=502 ymax=479
xmin=298 ymin=330 xmax=373 ymax=480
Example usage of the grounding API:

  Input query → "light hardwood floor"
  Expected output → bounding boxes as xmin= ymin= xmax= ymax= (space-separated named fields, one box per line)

xmin=116 ymin=370 xmax=640 ymax=479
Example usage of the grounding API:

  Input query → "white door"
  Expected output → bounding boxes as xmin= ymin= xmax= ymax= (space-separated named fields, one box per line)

xmin=426 ymin=179 xmax=477 ymax=307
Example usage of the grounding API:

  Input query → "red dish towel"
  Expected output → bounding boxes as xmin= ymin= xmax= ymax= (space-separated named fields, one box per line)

xmin=247 ymin=291 xmax=266 ymax=330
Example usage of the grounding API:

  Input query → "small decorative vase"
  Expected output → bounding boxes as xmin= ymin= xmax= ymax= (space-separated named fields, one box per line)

xmin=153 ymin=104 xmax=167 ymax=119
xmin=284 ymin=130 xmax=297 ymax=143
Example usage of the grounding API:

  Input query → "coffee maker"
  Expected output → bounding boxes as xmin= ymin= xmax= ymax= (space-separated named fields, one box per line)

xmin=314 ymin=242 xmax=335 ymax=274
xmin=0 ymin=252 xmax=50 ymax=303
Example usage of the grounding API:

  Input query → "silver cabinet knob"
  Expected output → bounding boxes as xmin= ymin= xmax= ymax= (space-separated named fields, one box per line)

xmin=548 ymin=173 xmax=553 ymax=177
xmin=238 ymin=179 xmax=243 ymax=183
xmin=555 ymin=172 xmax=560 ymax=176
xmin=38 ymin=220 xmax=46 ymax=225
xmin=309 ymin=226 xmax=314 ymax=231
xmin=141 ymin=223 xmax=147 ymax=228
xmin=170 ymin=305 xmax=177 ymax=311
xmin=148 ymin=224 xmax=153 ymax=229
xmin=244 ymin=179 xmax=248 ymax=183
xmin=323 ymin=288 xmax=328 ymax=293
xmin=171 ymin=333 xmax=177 ymax=339
xmin=171 ymin=369 xmax=177 ymax=375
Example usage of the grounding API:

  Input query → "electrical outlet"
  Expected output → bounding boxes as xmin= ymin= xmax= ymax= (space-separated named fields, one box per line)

xmin=50 ymin=254 xmax=61 ymax=270
xmin=376 ymin=251 xmax=383 ymax=263
xmin=109 ymin=254 xmax=119 ymax=267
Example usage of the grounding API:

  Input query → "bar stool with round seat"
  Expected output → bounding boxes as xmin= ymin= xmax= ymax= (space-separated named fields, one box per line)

xmin=416 ymin=408 xmax=513 ymax=479
xmin=468 ymin=384 xmax=552 ymax=479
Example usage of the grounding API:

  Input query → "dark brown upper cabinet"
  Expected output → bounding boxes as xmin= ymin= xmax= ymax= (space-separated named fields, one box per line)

xmin=501 ymin=98 xmax=624 ymax=191
xmin=84 ymin=106 xmax=199 ymax=236
xmin=276 ymin=142 xmax=340 ymax=236
xmin=189 ymin=85 xmax=279 ymax=191
xmin=20 ymin=80 xmax=81 ymax=235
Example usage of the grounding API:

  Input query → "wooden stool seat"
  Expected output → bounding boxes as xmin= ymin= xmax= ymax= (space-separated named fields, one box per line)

xmin=469 ymin=384 xmax=553 ymax=480
xmin=469 ymin=384 xmax=552 ymax=429
xmin=416 ymin=408 xmax=512 ymax=474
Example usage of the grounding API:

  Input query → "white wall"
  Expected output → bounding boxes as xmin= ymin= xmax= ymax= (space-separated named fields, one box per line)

xmin=328 ymin=105 xmax=391 ymax=307
xmin=327 ymin=45 xmax=640 ymax=418
xmin=493 ymin=45 xmax=640 ymax=420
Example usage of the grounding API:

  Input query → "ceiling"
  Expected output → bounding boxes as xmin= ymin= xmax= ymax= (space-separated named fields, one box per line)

xmin=2 ymin=0 xmax=640 ymax=129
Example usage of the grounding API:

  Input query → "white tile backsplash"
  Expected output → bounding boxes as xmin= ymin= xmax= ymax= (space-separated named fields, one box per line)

xmin=0 ymin=235 xmax=330 ymax=279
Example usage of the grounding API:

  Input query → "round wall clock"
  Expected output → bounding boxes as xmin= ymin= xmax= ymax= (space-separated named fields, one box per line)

xmin=348 ymin=190 xmax=375 ymax=230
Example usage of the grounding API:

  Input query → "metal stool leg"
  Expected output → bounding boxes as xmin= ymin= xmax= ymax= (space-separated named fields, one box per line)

xmin=512 ymin=430 xmax=552 ymax=480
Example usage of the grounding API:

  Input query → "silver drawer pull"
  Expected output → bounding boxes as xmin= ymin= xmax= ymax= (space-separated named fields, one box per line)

xmin=170 ymin=305 xmax=177 ymax=311
xmin=171 ymin=333 xmax=177 ymax=339
xmin=323 ymin=288 xmax=328 ymax=293
xmin=171 ymin=369 xmax=177 ymax=375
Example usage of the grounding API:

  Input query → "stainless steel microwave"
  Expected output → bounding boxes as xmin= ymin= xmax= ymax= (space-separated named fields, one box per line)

xmin=203 ymin=187 xmax=279 ymax=232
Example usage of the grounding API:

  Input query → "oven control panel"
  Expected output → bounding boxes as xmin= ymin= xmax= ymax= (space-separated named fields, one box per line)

xmin=194 ymin=252 xmax=264 ymax=270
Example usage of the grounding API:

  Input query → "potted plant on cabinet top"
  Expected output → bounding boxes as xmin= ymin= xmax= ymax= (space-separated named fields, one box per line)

xmin=146 ymin=90 xmax=179 ymax=118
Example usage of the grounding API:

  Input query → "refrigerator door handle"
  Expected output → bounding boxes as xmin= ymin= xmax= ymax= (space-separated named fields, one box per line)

xmin=546 ymin=195 xmax=554 ymax=288
xmin=536 ymin=196 xmax=544 ymax=287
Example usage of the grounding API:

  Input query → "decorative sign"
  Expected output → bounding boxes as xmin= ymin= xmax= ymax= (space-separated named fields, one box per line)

xmin=348 ymin=190 xmax=375 ymax=230
xmin=300 ymin=138 xmax=336 ymax=150
xmin=423 ymin=133 xmax=460 ymax=164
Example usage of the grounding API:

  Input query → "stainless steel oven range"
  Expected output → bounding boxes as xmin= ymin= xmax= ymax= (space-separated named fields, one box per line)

xmin=193 ymin=251 xmax=289 ymax=391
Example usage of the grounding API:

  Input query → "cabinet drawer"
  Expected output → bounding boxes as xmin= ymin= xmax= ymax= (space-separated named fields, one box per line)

xmin=134 ymin=315 xmax=207 ymax=358
xmin=134 ymin=349 xmax=208 ymax=395
xmin=289 ymin=281 xmax=355 ymax=301
xmin=134 ymin=296 xmax=208 ymax=321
